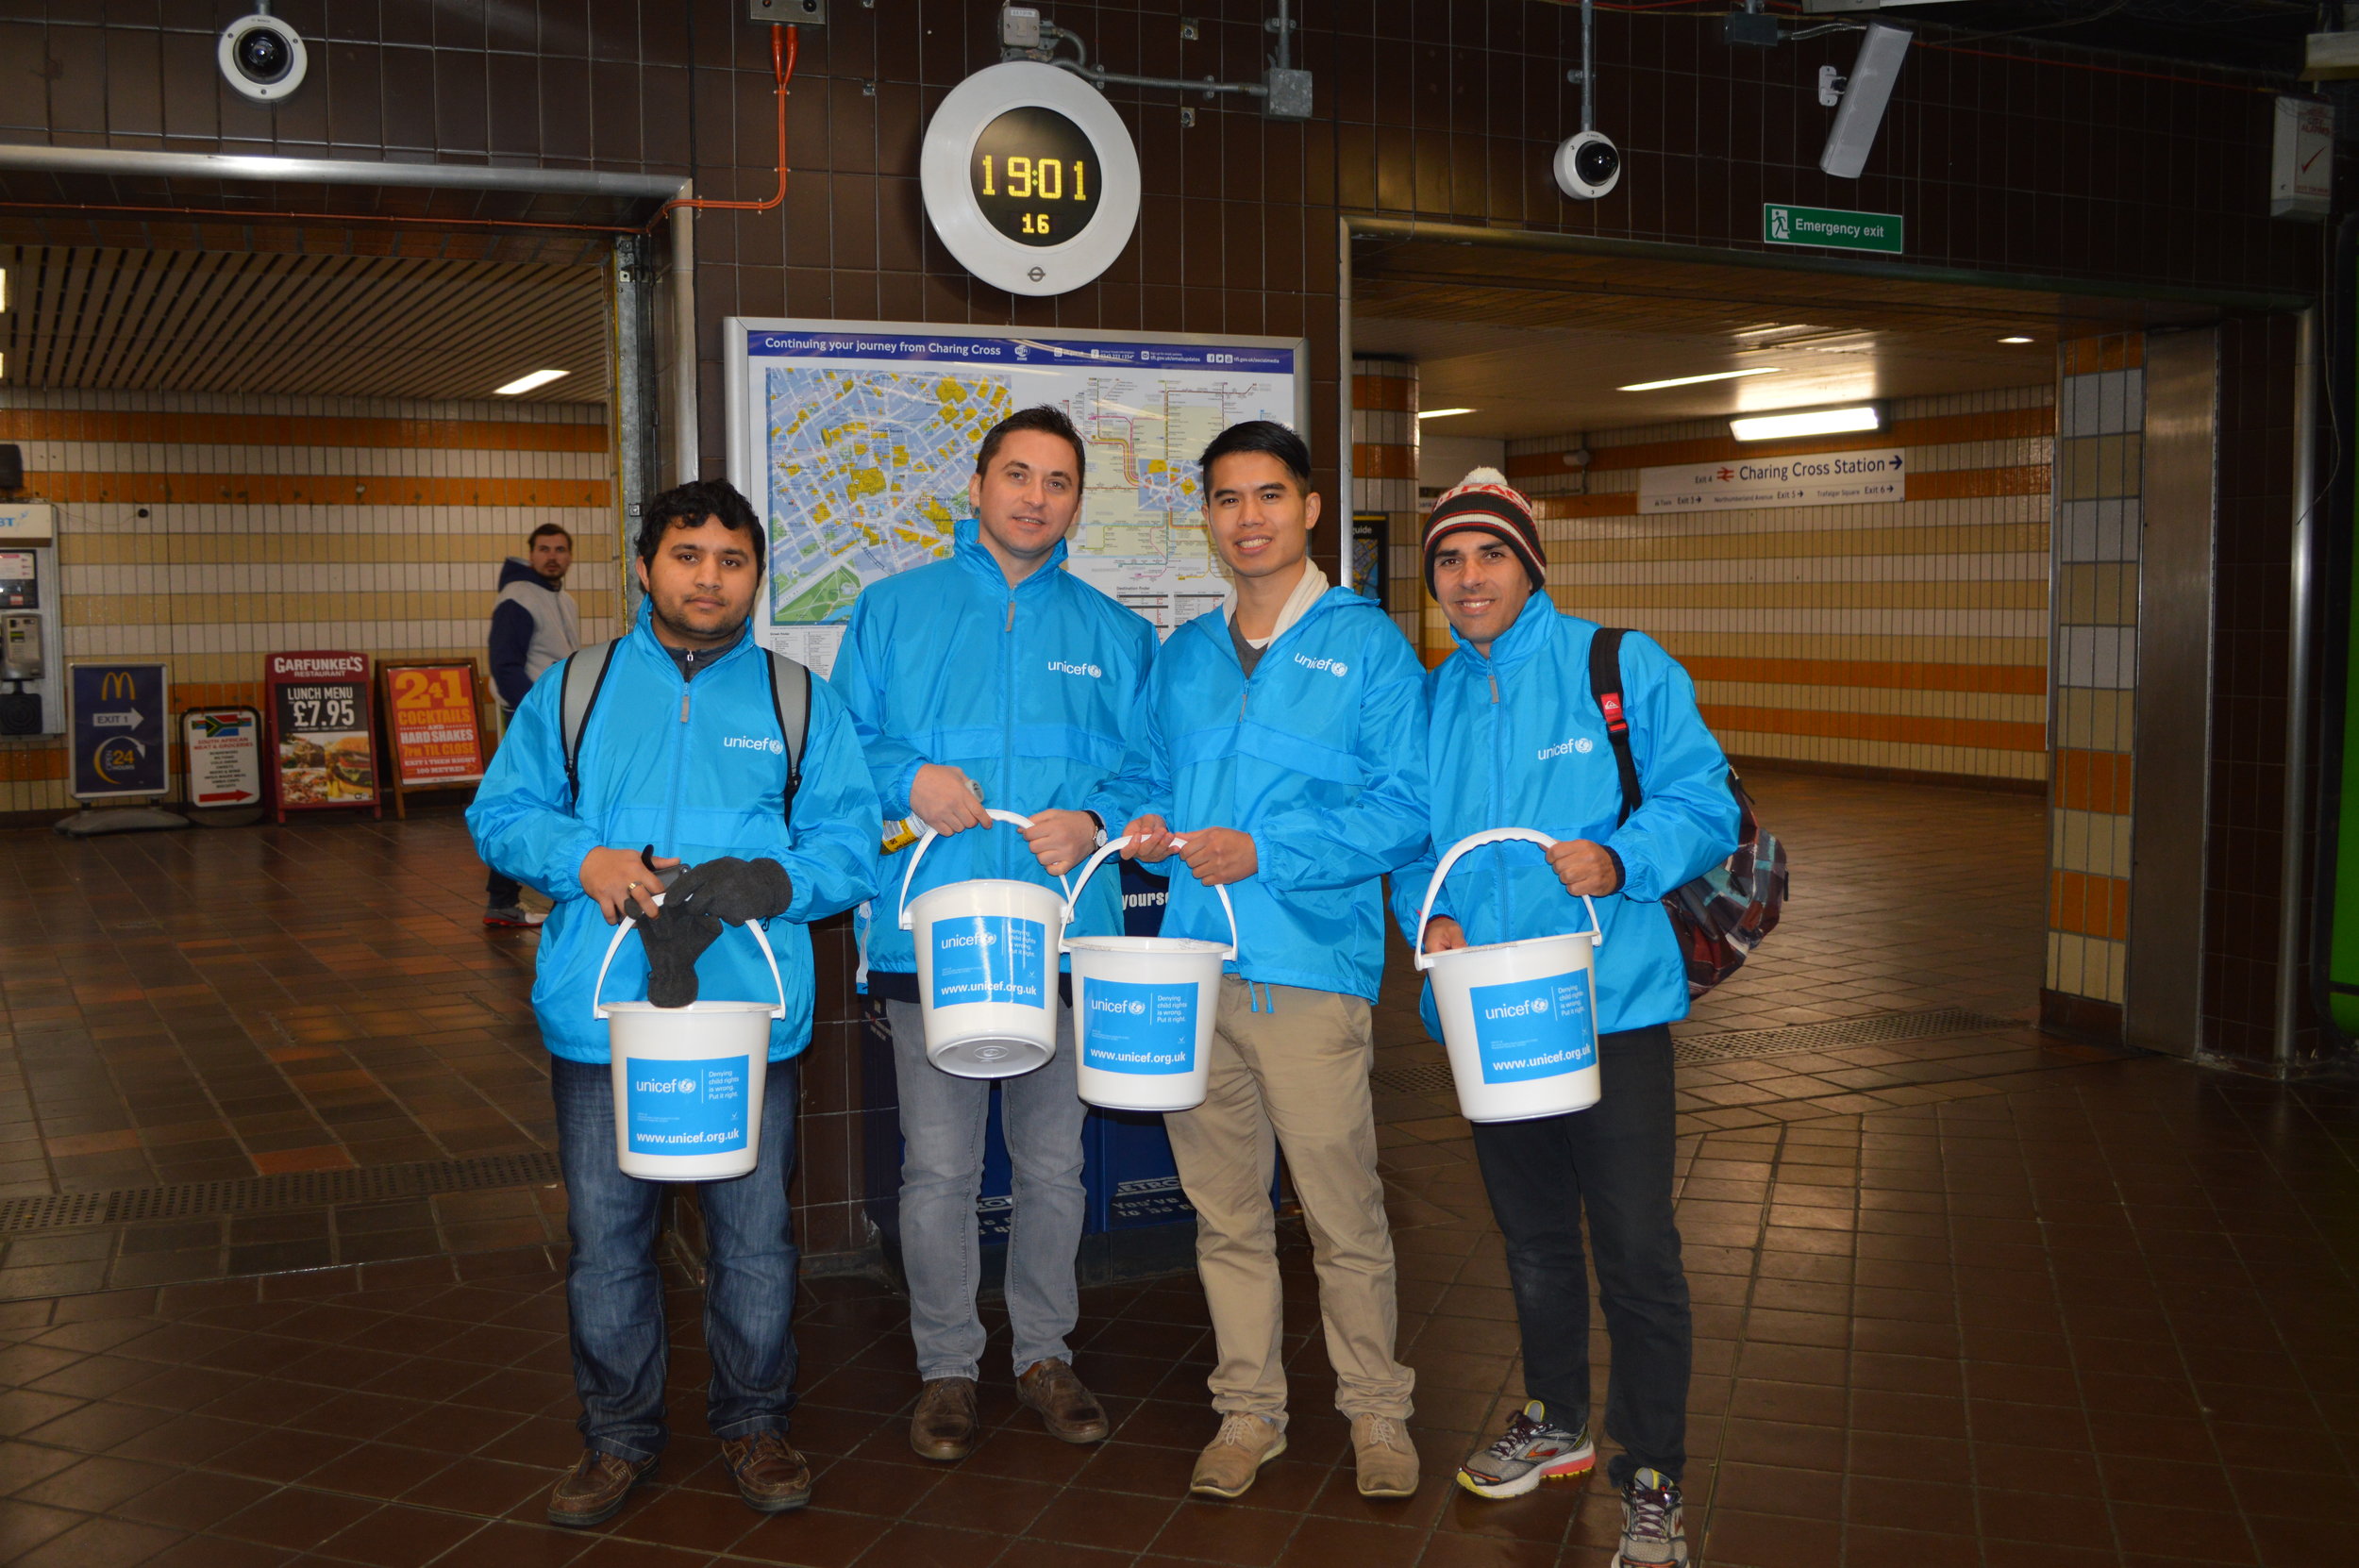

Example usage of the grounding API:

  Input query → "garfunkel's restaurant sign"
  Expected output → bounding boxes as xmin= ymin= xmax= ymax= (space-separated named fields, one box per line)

xmin=1637 ymin=449 xmax=1905 ymax=514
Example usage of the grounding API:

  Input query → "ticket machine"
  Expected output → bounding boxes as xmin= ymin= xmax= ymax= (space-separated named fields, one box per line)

xmin=0 ymin=501 xmax=58 ymax=737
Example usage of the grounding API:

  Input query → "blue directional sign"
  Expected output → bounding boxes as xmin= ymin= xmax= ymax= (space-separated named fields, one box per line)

xmin=71 ymin=663 xmax=171 ymax=801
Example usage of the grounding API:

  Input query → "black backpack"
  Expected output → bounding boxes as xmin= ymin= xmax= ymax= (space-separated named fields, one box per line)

xmin=556 ymin=638 xmax=811 ymax=819
xmin=1588 ymin=627 xmax=1789 ymax=997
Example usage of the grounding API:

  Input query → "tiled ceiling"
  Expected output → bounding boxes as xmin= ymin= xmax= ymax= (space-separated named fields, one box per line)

xmin=1351 ymin=237 xmax=2212 ymax=440
xmin=0 ymin=245 xmax=611 ymax=402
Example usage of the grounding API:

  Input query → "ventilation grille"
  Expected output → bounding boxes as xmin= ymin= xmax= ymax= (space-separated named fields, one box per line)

xmin=1370 ymin=1008 xmax=2021 ymax=1098
xmin=0 ymin=1151 xmax=561 ymax=1234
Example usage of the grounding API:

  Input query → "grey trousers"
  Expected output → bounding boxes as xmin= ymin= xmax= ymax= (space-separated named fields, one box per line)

xmin=886 ymin=998 xmax=1089 ymax=1382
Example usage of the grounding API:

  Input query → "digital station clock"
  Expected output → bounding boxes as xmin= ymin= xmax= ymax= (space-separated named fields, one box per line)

xmin=922 ymin=62 xmax=1141 ymax=297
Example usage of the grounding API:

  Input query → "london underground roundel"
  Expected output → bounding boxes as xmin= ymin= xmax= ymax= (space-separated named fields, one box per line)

xmin=921 ymin=62 xmax=1140 ymax=297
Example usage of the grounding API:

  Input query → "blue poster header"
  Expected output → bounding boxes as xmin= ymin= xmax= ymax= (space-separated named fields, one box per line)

xmin=743 ymin=328 xmax=1294 ymax=375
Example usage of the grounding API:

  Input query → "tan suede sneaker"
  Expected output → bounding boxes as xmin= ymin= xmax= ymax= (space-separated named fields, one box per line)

xmin=1352 ymin=1412 xmax=1419 ymax=1498
xmin=545 ymin=1449 xmax=658 ymax=1527
xmin=1188 ymin=1411 xmax=1287 ymax=1499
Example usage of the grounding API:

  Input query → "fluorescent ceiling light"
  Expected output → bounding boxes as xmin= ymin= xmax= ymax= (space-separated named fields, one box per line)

xmin=1618 ymin=368 xmax=1784 ymax=392
xmin=494 ymin=368 xmax=570 ymax=395
xmin=1999 ymin=336 xmax=2034 ymax=344
xmin=1730 ymin=405 xmax=1882 ymax=442
xmin=1416 ymin=408 xmax=1476 ymax=420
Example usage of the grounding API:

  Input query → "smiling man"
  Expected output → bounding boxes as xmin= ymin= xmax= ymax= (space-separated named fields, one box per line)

xmin=470 ymin=478 xmax=879 ymax=1528
xmin=830 ymin=406 xmax=1154 ymax=1463
xmin=1112 ymin=420 xmax=1430 ymax=1501
xmin=1392 ymin=469 xmax=1736 ymax=1568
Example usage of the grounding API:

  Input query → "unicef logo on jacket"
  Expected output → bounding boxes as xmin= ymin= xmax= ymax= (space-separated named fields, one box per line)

xmin=1293 ymin=652 xmax=1349 ymax=678
xmin=1046 ymin=659 xmax=1103 ymax=679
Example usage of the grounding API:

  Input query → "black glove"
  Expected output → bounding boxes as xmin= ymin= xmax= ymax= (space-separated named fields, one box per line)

xmin=666 ymin=857 xmax=794 ymax=926
xmin=637 ymin=902 xmax=723 ymax=1009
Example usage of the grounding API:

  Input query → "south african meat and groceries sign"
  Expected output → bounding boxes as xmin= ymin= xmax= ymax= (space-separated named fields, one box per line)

xmin=1637 ymin=449 xmax=1905 ymax=514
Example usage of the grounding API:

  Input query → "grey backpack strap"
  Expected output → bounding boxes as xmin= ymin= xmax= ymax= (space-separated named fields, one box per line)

xmin=763 ymin=650 xmax=811 ymax=821
xmin=560 ymin=639 xmax=620 ymax=807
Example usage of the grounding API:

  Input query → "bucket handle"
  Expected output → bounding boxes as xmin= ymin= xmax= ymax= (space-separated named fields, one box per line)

xmin=1060 ymin=835 xmax=1239 ymax=959
xmin=895 ymin=808 xmax=1076 ymax=931
xmin=1412 ymin=827 xmax=1605 ymax=973
xmin=591 ymin=891 xmax=788 ymax=1022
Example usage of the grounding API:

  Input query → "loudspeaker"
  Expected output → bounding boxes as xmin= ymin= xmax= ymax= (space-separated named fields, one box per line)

xmin=0 ymin=690 xmax=39 ymax=736
xmin=1820 ymin=21 xmax=1912 ymax=179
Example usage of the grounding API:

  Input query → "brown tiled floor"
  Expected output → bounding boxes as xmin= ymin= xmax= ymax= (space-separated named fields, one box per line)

xmin=6 ymin=774 xmax=2356 ymax=1565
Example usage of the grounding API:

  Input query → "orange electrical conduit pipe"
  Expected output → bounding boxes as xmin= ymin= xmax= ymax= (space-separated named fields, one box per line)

xmin=0 ymin=25 xmax=798 ymax=240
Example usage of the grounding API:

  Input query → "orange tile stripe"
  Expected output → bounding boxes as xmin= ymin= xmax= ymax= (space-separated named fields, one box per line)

xmin=1685 ymin=657 xmax=2046 ymax=695
xmin=2054 ymin=747 xmax=2134 ymax=813
xmin=0 ymin=410 xmax=610 ymax=453
xmin=2062 ymin=336 xmax=2144 ymax=375
xmin=0 ymin=747 xmax=64 ymax=781
xmin=1352 ymin=443 xmax=1417 ymax=479
xmin=2050 ymin=870 xmax=2130 ymax=939
xmin=25 ymin=472 xmax=608 ymax=507
xmin=1351 ymin=375 xmax=1416 ymax=412
xmin=1531 ymin=464 xmax=2047 ymax=520
xmin=1510 ymin=407 xmax=2054 ymax=480
xmin=1701 ymin=704 xmax=2047 ymax=752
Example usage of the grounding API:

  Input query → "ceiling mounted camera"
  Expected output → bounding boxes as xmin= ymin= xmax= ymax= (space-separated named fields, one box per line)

xmin=219 ymin=5 xmax=308 ymax=104
xmin=1554 ymin=130 xmax=1621 ymax=200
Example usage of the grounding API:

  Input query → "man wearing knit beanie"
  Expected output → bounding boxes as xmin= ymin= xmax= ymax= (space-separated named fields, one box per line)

xmin=1395 ymin=466 xmax=1739 ymax=1568
xmin=1422 ymin=467 xmax=1547 ymax=594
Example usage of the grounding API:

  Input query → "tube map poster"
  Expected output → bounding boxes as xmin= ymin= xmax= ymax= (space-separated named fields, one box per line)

xmin=727 ymin=322 xmax=1303 ymax=675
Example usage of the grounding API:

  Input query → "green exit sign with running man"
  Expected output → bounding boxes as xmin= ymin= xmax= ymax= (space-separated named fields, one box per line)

xmin=1763 ymin=203 xmax=1904 ymax=254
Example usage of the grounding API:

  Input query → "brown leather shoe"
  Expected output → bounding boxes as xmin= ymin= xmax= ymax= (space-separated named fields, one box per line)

xmin=1017 ymin=1358 xmax=1110 ymax=1444
xmin=545 ymin=1449 xmax=658 ymax=1527
xmin=910 ymin=1376 xmax=979 ymax=1461
xmin=721 ymin=1431 xmax=812 ymax=1513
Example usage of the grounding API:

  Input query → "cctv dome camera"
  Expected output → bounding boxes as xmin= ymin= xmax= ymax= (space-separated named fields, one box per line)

xmin=1553 ymin=129 xmax=1620 ymax=201
xmin=219 ymin=8 xmax=308 ymax=104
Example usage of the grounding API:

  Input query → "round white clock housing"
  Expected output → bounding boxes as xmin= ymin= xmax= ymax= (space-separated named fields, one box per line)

xmin=920 ymin=61 xmax=1141 ymax=297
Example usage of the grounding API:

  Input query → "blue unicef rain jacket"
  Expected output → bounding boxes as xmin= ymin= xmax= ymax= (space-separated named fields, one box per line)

xmin=1390 ymin=593 xmax=1740 ymax=1037
xmin=468 ymin=603 xmax=881 ymax=1063
xmin=1106 ymin=587 xmax=1430 ymax=1002
xmin=829 ymin=520 xmax=1157 ymax=977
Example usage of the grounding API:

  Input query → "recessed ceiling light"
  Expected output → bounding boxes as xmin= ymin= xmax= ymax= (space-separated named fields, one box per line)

xmin=1730 ymin=405 xmax=1882 ymax=442
xmin=1618 ymin=368 xmax=1785 ymax=392
xmin=494 ymin=369 xmax=570 ymax=395
xmin=1416 ymin=408 xmax=1476 ymax=420
xmin=1999 ymin=336 xmax=2034 ymax=344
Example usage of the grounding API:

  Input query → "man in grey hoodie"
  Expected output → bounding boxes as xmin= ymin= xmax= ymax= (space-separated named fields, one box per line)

xmin=483 ymin=522 xmax=581 ymax=926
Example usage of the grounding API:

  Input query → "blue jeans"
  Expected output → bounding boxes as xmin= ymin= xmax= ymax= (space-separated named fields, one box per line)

xmin=885 ymin=999 xmax=1086 ymax=1382
xmin=1469 ymin=1024 xmax=1689 ymax=1488
xmin=551 ymin=1053 xmax=802 ymax=1460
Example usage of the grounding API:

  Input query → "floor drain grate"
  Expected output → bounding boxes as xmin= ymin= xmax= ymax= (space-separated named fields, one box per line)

xmin=0 ymin=1150 xmax=561 ymax=1234
xmin=1370 ymin=1009 xmax=2022 ymax=1098
xmin=1673 ymin=1008 xmax=2021 ymax=1066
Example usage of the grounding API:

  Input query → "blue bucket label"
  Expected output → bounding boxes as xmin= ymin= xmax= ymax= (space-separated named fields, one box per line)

xmin=930 ymin=914 xmax=1046 ymax=1009
xmin=624 ymin=1055 xmax=749 ymax=1155
xmin=1080 ymin=977 xmax=1197 ymax=1075
xmin=1468 ymin=970 xmax=1597 ymax=1085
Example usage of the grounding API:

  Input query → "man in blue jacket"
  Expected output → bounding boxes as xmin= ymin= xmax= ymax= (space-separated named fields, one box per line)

xmin=471 ymin=478 xmax=879 ymax=1529
xmin=831 ymin=407 xmax=1155 ymax=1462
xmin=1114 ymin=421 xmax=1430 ymax=1501
xmin=1393 ymin=470 xmax=1737 ymax=1568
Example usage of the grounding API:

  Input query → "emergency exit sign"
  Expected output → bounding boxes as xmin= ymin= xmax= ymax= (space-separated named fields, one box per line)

xmin=1763 ymin=203 xmax=1903 ymax=254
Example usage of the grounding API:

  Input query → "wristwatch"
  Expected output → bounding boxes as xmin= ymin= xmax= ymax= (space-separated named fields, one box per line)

xmin=1084 ymin=809 xmax=1109 ymax=849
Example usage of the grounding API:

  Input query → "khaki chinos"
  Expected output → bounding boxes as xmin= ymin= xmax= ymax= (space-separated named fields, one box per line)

xmin=1162 ymin=976 xmax=1414 ymax=1426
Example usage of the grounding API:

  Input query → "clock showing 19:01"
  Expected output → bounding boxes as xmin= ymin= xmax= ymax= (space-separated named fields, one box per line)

xmin=922 ymin=62 xmax=1141 ymax=297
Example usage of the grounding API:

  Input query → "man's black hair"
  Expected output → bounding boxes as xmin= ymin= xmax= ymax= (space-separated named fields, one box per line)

xmin=527 ymin=521 xmax=572 ymax=545
xmin=1199 ymin=420 xmax=1313 ymax=491
xmin=634 ymin=477 xmax=763 ymax=568
xmin=976 ymin=406 xmax=1087 ymax=482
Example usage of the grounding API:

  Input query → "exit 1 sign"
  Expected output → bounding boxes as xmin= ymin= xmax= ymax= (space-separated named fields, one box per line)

xmin=1763 ymin=203 xmax=1903 ymax=254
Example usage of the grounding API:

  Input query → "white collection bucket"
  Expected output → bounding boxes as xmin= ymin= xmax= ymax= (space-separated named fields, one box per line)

xmin=898 ymin=809 xmax=1074 ymax=1079
xmin=1413 ymin=827 xmax=1608 ymax=1124
xmin=1061 ymin=835 xmax=1239 ymax=1112
xmin=592 ymin=901 xmax=785 ymax=1181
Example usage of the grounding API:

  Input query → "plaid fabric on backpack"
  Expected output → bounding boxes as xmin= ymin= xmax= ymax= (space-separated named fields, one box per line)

xmin=1587 ymin=627 xmax=1789 ymax=997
